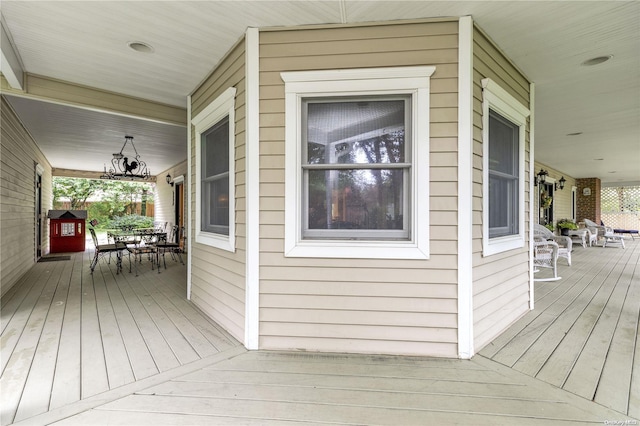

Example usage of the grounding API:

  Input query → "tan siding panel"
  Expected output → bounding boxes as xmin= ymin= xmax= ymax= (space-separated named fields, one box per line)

xmin=259 ymin=336 xmax=457 ymax=358
xmin=261 ymin=308 xmax=458 ymax=328
xmin=189 ymin=40 xmax=247 ymax=342
xmin=1 ymin=97 xmax=52 ymax=296
xmin=256 ymin=19 xmax=462 ymax=357
xmin=471 ymin=25 xmax=532 ymax=351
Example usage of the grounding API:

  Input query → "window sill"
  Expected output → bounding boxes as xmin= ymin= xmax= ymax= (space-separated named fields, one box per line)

xmin=483 ymin=234 xmax=525 ymax=257
xmin=285 ymin=240 xmax=429 ymax=260
xmin=196 ymin=231 xmax=234 ymax=252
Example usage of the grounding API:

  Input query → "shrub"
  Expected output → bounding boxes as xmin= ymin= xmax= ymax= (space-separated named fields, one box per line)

xmin=107 ymin=214 xmax=154 ymax=230
xmin=557 ymin=218 xmax=579 ymax=230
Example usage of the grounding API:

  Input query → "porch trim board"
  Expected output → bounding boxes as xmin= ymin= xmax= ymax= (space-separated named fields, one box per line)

xmin=244 ymin=26 xmax=260 ymax=350
xmin=457 ymin=15 xmax=475 ymax=359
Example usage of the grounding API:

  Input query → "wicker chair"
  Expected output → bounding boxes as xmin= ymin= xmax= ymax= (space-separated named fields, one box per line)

xmin=584 ymin=218 xmax=625 ymax=248
xmin=534 ymin=223 xmax=572 ymax=265
xmin=533 ymin=236 xmax=560 ymax=281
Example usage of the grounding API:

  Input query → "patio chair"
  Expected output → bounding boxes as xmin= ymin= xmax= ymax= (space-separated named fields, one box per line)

xmin=584 ymin=219 xmax=626 ymax=248
xmin=127 ymin=229 xmax=159 ymax=276
xmin=155 ymin=225 xmax=184 ymax=269
xmin=534 ymin=223 xmax=572 ymax=265
xmin=533 ymin=236 xmax=560 ymax=281
xmin=88 ymin=227 xmax=126 ymax=274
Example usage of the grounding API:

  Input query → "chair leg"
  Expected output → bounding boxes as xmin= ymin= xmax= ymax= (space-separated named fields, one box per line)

xmin=90 ymin=251 xmax=99 ymax=273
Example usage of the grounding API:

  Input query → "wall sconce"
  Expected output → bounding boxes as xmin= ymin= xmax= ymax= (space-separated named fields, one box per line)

xmin=165 ymin=173 xmax=174 ymax=187
xmin=554 ymin=176 xmax=566 ymax=191
xmin=534 ymin=169 xmax=548 ymax=187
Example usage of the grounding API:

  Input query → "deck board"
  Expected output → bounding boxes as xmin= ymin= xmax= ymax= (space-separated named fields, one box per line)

xmin=49 ymin=255 xmax=83 ymax=410
xmin=13 ymin=257 xmax=75 ymax=422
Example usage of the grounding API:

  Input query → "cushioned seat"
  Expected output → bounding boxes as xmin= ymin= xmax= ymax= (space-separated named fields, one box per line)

xmin=613 ymin=228 xmax=639 ymax=239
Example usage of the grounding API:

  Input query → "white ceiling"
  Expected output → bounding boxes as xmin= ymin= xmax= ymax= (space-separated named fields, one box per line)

xmin=1 ymin=1 xmax=639 ymax=183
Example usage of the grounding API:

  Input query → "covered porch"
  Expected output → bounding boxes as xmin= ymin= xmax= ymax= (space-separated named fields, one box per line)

xmin=2 ymin=239 xmax=638 ymax=425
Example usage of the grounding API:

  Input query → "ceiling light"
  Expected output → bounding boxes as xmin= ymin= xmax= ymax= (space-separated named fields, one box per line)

xmin=581 ymin=55 xmax=613 ymax=66
xmin=128 ymin=41 xmax=154 ymax=53
xmin=101 ymin=136 xmax=151 ymax=180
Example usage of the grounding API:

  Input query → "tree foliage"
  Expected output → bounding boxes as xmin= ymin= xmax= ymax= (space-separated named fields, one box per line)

xmin=52 ymin=177 xmax=154 ymax=228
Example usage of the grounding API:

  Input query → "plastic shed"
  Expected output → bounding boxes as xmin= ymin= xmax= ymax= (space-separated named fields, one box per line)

xmin=48 ymin=210 xmax=87 ymax=253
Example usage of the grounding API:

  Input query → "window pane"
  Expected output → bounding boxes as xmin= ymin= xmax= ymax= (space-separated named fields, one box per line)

xmin=306 ymin=99 xmax=406 ymax=165
xmin=489 ymin=175 xmax=518 ymax=238
xmin=307 ymin=169 xmax=404 ymax=231
xmin=488 ymin=109 xmax=520 ymax=239
xmin=203 ymin=177 xmax=229 ymax=235
xmin=203 ymin=117 xmax=229 ymax=178
xmin=200 ymin=115 xmax=230 ymax=236
xmin=489 ymin=112 xmax=517 ymax=175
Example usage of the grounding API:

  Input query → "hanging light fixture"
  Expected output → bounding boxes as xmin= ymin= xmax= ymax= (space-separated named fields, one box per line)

xmin=100 ymin=136 xmax=151 ymax=180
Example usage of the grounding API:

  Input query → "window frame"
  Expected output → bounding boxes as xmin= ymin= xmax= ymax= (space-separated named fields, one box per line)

xmin=481 ymin=78 xmax=530 ymax=256
xmin=301 ymin=94 xmax=412 ymax=240
xmin=281 ymin=66 xmax=434 ymax=259
xmin=192 ymin=87 xmax=236 ymax=252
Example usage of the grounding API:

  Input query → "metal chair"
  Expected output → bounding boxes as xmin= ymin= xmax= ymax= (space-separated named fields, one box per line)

xmin=126 ymin=229 xmax=159 ymax=276
xmin=88 ymin=227 xmax=125 ymax=274
xmin=155 ymin=226 xmax=184 ymax=269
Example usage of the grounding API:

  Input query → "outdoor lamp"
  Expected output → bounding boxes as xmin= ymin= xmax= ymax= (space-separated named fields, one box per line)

xmin=166 ymin=173 xmax=174 ymax=187
xmin=534 ymin=169 xmax=548 ymax=186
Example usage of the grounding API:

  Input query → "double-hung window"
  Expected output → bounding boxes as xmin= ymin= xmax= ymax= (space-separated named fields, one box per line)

xmin=302 ymin=95 xmax=411 ymax=240
xmin=192 ymin=87 xmax=236 ymax=252
xmin=202 ymin=116 xmax=230 ymax=235
xmin=481 ymin=79 xmax=530 ymax=256
xmin=282 ymin=66 xmax=434 ymax=259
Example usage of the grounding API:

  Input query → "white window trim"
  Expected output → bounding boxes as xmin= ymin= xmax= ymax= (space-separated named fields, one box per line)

xmin=482 ymin=78 xmax=530 ymax=257
xmin=281 ymin=66 xmax=434 ymax=259
xmin=192 ymin=87 xmax=236 ymax=252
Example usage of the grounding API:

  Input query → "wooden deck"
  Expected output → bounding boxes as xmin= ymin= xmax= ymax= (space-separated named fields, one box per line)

xmin=1 ymin=239 xmax=639 ymax=425
xmin=1 ymin=249 xmax=239 ymax=425
xmin=481 ymin=237 xmax=640 ymax=419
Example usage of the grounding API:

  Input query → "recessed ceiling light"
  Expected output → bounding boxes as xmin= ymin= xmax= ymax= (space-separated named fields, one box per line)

xmin=581 ymin=55 xmax=613 ymax=66
xmin=128 ymin=41 xmax=154 ymax=53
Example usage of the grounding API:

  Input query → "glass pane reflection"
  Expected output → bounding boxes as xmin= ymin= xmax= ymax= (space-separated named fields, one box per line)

xmin=307 ymin=169 xmax=404 ymax=230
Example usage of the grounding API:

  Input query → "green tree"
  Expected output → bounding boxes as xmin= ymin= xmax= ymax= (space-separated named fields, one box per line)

xmin=53 ymin=177 xmax=108 ymax=209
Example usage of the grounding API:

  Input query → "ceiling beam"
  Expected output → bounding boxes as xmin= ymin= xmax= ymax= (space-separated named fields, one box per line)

xmin=0 ymin=17 xmax=24 ymax=90
xmin=2 ymin=73 xmax=186 ymax=127
xmin=52 ymin=167 xmax=157 ymax=182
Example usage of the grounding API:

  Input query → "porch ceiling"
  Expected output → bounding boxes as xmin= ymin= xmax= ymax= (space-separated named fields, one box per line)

xmin=1 ymin=1 xmax=639 ymax=182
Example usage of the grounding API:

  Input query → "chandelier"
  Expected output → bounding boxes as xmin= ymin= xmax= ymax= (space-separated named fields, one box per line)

xmin=100 ymin=136 xmax=151 ymax=180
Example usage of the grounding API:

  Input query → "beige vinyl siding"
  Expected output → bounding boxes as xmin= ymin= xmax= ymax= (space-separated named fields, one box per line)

xmin=154 ymin=160 xmax=187 ymax=228
xmin=471 ymin=27 xmax=532 ymax=350
xmin=189 ymin=39 xmax=247 ymax=342
xmin=258 ymin=19 xmax=460 ymax=357
xmin=1 ymin=96 xmax=52 ymax=296
xmin=534 ymin=162 xmax=577 ymax=224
